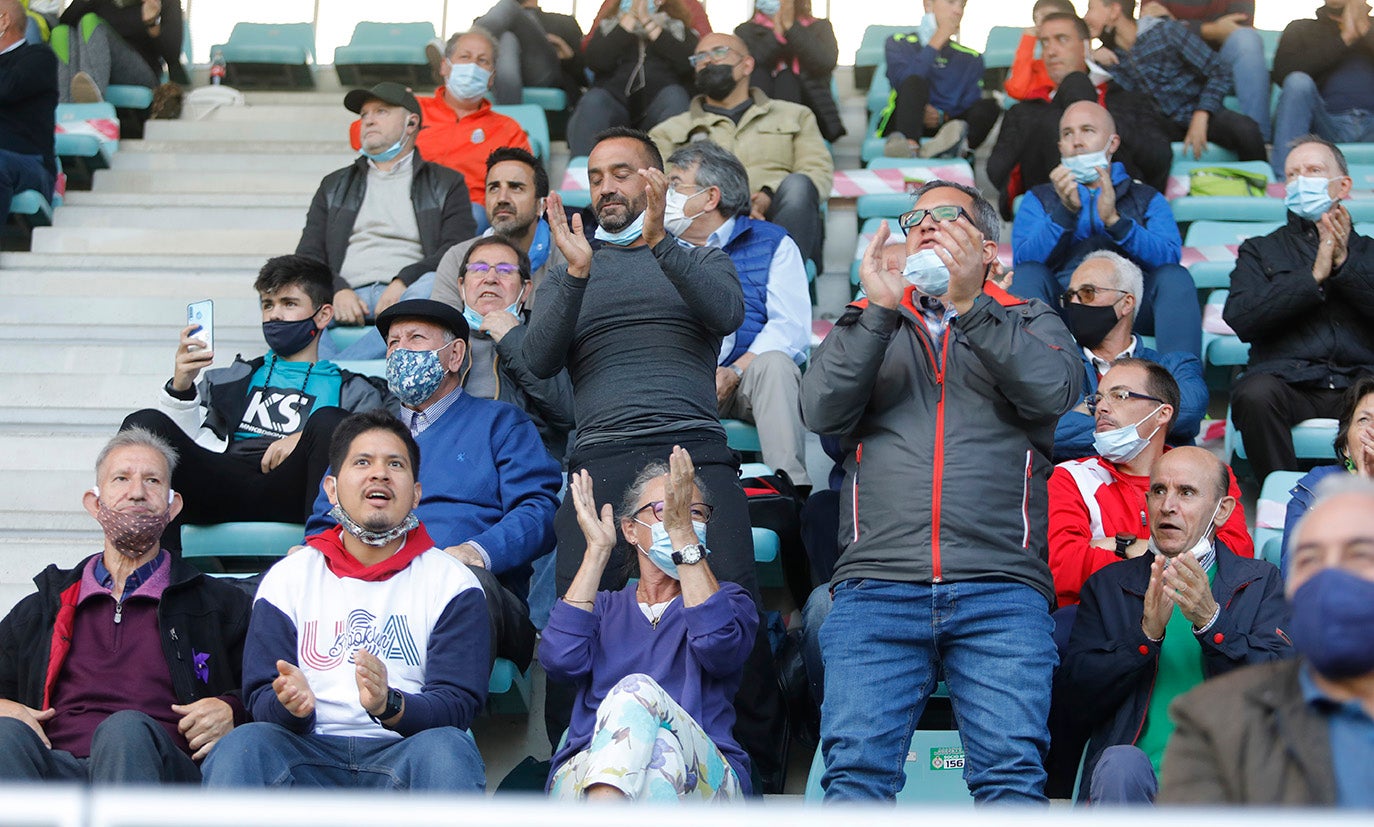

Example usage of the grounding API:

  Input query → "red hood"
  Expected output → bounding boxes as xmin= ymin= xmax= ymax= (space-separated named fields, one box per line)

xmin=305 ymin=523 xmax=436 ymax=581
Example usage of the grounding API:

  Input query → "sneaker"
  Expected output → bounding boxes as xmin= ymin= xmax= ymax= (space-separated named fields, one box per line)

xmin=883 ymin=131 xmax=916 ymax=158
xmin=425 ymin=39 xmax=445 ymax=85
xmin=70 ymin=71 xmax=102 ymax=103
xmin=150 ymin=82 xmax=183 ymax=120
xmin=919 ymin=119 xmax=968 ymax=159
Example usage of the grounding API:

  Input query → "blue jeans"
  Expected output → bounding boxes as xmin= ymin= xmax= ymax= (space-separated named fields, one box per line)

xmin=319 ymin=271 xmax=436 ymax=361
xmin=201 ymin=722 xmax=486 ymax=791
xmin=1012 ymin=261 xmax=1201 ymax=358
xmin=1219 ymin=27 xmax=1271 ymax=143
xmin=0 ymin=149 xmax=54 ymax=215
xmin=819 ymin=578 xmax=1057 ymax=803
xmin=1272 ymin=71 xmax=1374 ymax=177
xmin=0 ymin=710 xmax=200 ymax=783
xmin=1089 ymin=745 xmax=1157 ymax=805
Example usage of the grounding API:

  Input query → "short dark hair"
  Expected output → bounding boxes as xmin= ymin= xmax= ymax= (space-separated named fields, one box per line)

xmin=1103 ymin=0 xmax=1137 ymax=20
xmin=1039 ymin=11 xmax=1090 ymax=40
xmin=591 ymin=126 xmax=664 ymax=171
xmin=254 ymin=255 xmax=334 ymax=310
xmin=909 ymin=180 xmax=1001 ymax=243
xmin=486 ymin=146 xmax=549 ymax=199
xmin=328 ymin=409 xmax=421 ymax=482
xmin=459 ymin=236 xmax=533 ymax=282
xmin=1288 ymin=133 xmax=1350 ymax=176
xmin=1335 ymin=375 xmax=1374 ymax=464
xmin=1112 ymin=356 xmax=1181 ymax=430
xmin=1033 ymin=0 xmax=1076 ymax=17
xmin=666 ymin=141 xmax=752 ymax=217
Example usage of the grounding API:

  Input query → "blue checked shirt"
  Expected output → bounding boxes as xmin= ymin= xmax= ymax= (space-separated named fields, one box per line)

xmin=1109 ymin=18 xmax=1230 ymax=127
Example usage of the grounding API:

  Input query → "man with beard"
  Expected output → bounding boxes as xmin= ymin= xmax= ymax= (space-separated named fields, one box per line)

xmin=649 ymin=32 xmax=832 ymax=265
xmin=522 ymin=127 xmax=790 ymax=793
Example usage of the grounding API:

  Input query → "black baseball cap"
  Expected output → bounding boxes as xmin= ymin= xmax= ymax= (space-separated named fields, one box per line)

xmin=375 ymin=299 xmax=469 ymax=342
xmin=344 ymin=82 xmax=422 ymax=126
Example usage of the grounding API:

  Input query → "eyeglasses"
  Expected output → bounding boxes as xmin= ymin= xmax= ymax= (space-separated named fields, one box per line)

xmin=633 ymin=501 xmax=714 ymax=523
xmin=464 ymin=262 xmax=520 ymax=276
xmin=897 ymin=205 xmax=972 ymax=230
xmin=1059 ymin=284 xmax=1128 ymax=306
xmin=688 ymin=45 xmax=738 ymax=67
xmin=1084 ymin=388 xmax=1164 ymax=413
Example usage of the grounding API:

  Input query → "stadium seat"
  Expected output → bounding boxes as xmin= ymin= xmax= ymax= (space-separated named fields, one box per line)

xmin=854 ymin=25 xmax=911 ymax=89
xmin=1337 ymin=143 xmax=1374 ymax=164
xmin=334 ymin=21 xmax=435 ymax=87
xmin=752 ymin=527 xmax=779 ymax=565
xmin=1183 ymin=220 xmax=1282 ymax=247
xmin=216 ymin=22 xmax=317 ymax=89
xmin=1170 ymin=196 xmax=1284 ymax=224
xmin=856 ymin=159 xmax=977 ymax=222
xmin=1201 ymin=289 xmax=1249 ymax=369
xmin=983 ymin=26 xmax=1021 ymax=71
xmin=8 ymin=189 xmax=54 ymax=228
xmin=804 ymin=729 xmax=973 ymax=804
xmin=1225 ymin=410 xmax=1338 ymax=466
xmin=491 ymin=104 xmax=550 ymax=164
xmin=867 ymin=71 xmax=891 ymax=117
xmin=487 ymin=657 xmax=532 ymax=714
xmin=332 ymin=358 xmax=386 ymax=379
xmin=180 ymin=521 xmax=304 ymax=573
xmin=54 ymin=102 xmax=120 ymax=169
xmin=1255 ymin=470 xmax=1305 ymax=570
xmin=1257 ymin=29 xmax=1281 ymax=68
xmin=723 ymin=418 xmax=762 ymax=455
xmin=557 ymin=156 xmax=590 ymax=208
xmin=104 ymin=85 xmax=153 ymax=110
xmin=1171 ymin=142 xmax=1239 ymax=163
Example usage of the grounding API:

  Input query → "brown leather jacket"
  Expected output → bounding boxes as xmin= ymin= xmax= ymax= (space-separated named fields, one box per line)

xmin=1158 ymin=658 xmax=1337 ymax=805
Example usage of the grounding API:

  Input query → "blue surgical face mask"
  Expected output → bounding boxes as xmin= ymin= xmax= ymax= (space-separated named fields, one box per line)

xmin=361 ymin=137 xmax=405 ymax=163
xmin=637 ymin=520 xmax=710 ymax=580
xmin=1285 ymin=175 xmax=1334 ymax=221
xmin=1063 ymin=147 xmax=1112 ymax=184
xmin=903 ymin=247 xmax=950 ymax=296
xmin=446 ymin=62 xmax=491 ymax=101
xmin=917 ymin=12 xmax=938 ymax=44
xmin=461 ymin=292 xmax=524 ymax=334
xmin=1092 ymin=404 xmax=1164 ymax=464
xmin=385 ymin=341 xmax=454 ymax=407
xmin=594 ymin=210 xmax=646 ymax=246
xmin=755 ymin=0 xmax=781 ymax=15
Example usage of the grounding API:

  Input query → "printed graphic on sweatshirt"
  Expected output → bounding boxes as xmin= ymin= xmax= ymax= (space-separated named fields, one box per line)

xmin=299 ymin=608 xmax=421 ymax=670
xmin=237 ymin=385 xmax=318 ymax=438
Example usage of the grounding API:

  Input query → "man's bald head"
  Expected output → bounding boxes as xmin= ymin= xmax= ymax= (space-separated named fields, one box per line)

xmin=698 ymin=32 xmax=747 ymax=55
xmin=1059 ymin=100 xmax=1119 ymax=162
xmin=1062 ymin=101 xmax=1116 ymax=135
xmin=0 ymin=0 xmax=25 ymax=38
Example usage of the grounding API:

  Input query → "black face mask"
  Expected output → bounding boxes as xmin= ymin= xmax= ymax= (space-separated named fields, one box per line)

xmin=695 ymin=64 xmax=738 ymax=100
xmin=262 ymin=316 xmax=320 ymax=357
xmin=1063 ymin=302 xmax=1120 ymax=350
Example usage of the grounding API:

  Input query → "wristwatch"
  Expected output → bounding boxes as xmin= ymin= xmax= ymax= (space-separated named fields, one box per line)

xmin=1114 ymin=532 xmax=1137 ymax=559
xmin=671 ymin=543 xmax=709 ymax=565
xmin=368 ymin=687 xmax=404 ymax=723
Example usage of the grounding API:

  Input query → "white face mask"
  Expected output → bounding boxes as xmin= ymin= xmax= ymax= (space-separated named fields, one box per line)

xmin=1149 ymin=497 xmax=1223 ymax=570
xmin=1091 ymin=404 xmax=1164 ymax=464
xmin=663 ymin=187 xmax=708 ymax=236
xmin=902 ymin=247 xmax=950 ymax=296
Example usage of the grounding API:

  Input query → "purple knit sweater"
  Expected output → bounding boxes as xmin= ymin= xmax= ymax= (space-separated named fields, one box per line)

xmin=541 ymin=583 xmax=758 ymax=793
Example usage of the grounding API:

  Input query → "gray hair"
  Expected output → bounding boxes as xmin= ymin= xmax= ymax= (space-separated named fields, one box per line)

xmin=96 ymin=427 xmax=179 ymax=480
xmin=1080 ymin=250 xmax=1142 ymax=307
xmin=665 ymin=141 xmax=752 ymax=217
xmin=910 ymin=180 xmax=1001 ymax=243
xmin=1288 ymin=133 xmax=1349 ymax=177
xmin=617 ymin=461 xmax=714 ymax=521
xmin=446 ymin=27 xmax=499 ymax=65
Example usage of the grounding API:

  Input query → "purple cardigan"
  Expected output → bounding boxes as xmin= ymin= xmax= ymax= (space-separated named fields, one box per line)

xmin=541 ymin=582 xmax=758 ymax=794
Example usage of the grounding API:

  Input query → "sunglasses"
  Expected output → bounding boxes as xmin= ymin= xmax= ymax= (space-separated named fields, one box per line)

xmin=1059 ymin=284 xmax=1128 ymax=306
xmin=897 ymin=204 xmax=972 ymax=231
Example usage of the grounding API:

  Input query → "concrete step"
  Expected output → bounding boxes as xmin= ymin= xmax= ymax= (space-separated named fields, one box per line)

xmin=29 ymin=227 xmax=301 ymax=255
xmin=143 ymin=119 xmax=352 ymax=143
xmin=121 ymin=140 xmax=353 ymax=155
xmin=52 ymin=205 xmax=307 ymax=232
xmin=0 ymin=268 xmax=262 ymax=295
xmin=0 ymin=339 xmax=265 ymax=376
xmin=110 ymin=152 xmax=353 ymax=174
xmin=0 ymin=252 xmax=279 ymax=270
xmin=0 ymin=538 xmax=98 ymax=615
xmin=89 ymin=169 xmax=326 ymax=194
xmin=62 ymin=192 xmax=311 ymax=209
xmin=200 ymin=105 xmax=358 ymax=124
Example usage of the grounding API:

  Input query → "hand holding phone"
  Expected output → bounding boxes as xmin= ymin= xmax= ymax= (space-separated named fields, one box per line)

xmin=186 ymin=299 xmax=214 ymax=352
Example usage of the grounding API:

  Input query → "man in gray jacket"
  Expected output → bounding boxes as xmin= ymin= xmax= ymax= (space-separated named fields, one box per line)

xmin=801 ymin=180 xmax=1081 ymax=802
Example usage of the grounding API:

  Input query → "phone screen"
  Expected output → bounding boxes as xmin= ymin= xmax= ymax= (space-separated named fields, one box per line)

xmin=187 ymin=299 xmax=214 ymax=353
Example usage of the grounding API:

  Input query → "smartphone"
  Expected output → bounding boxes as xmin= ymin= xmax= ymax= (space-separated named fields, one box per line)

xmin=187 ymin=299 xmax=214 ymax=352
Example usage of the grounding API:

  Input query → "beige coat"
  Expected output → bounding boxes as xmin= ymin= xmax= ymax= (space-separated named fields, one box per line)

xmin=1158 ymin=658 xmax=1337 ymax=806
xmin=649 ymin=88 xmax=833 ymax=199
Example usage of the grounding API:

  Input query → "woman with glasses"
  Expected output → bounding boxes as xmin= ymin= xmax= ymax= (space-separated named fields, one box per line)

xmin=542 ymin=446 xmax=758 ymax=800
xmin=566 ymin=0 xmax=706 ymax=156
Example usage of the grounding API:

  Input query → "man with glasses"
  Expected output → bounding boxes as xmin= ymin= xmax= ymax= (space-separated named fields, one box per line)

xmin=1048 ymin=251 xmax=1207 ymax=463
xmin=1011 ymin=101 xmax=1198 ymax=358
xmin=650 ymin=32 xmax=832 ymax=266
xmin=1059 ymin=445 xmax=1287 ymax=804
xmin=664 ymin=141 xmax=812 ymax=490
xmin=801 ymin=180 xmax=1082 ymax=801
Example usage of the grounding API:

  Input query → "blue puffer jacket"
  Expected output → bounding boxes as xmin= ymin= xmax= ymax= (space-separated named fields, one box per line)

xmin=721 ymin=216 xmax=788 ymax=365
xmin=1280 ymin=463 xmax=1349 ymax=572
xmin=1059 ymin=543 xmax=1291 ymax=799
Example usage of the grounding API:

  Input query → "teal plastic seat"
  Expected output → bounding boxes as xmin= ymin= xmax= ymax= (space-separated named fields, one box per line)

xmin=1342 ymin=199 xmax=1374 ymax=222
xmin=1188 ymin=260 xmax=1234 ymax=290
xmin=332 ymin=358 xmax=386 ymax=379
xmin=1336 ymin=143 xmax=1374 ymax=164
xmin=180 ymin=521 xmax=304 ymax=573
xmin=1226 ymin=408 xmax=1338 ymax=466
xmin=326 ymin=325 xmax=370 ymax=350
xmin=521 ymin=87 xmax=567 ymax=111
xmin=104 ymin=85 xmax=153 ymax=109
xmin=804 ymin=729 xmax=973 ymax=804
xmin=8 ymin=190 xmax=54 ymax=226
xmin=751 ymin=527 xmax=779 ymax=564
xmin=983 ymin=26 xmax=1021 ymax=71
xmin=854 ymin=26 xmax=910 ymax=89
xmin=1171 ymin=142 xmax=1239 ymax=163
xmin=1201 ymin=289 xmax=1250 ymax=369
xmin=1258 ymin=28 xmax=1281 ymax=67
xmin=54 ymin=102 xmax=119 ymax=167
xmin=855 ymin=158 xmax=976 ymax=222
xmin=334 ymin=21 xmax=435 ymax=86
xmin=1183 ymin=220 xmax=1282 ymax=248
xmin=867 ymin=70 xmax=891 ymax=117
xmin=216 ymin=22 xmax=317 ymax=89
xmin=487 ymin=658 xmax=532 ymax=714
xmin=1256 ymin=470 xmax=1305 ymax=570
xmin=1170 ymin=196 xmax=1284 ymax=223
xmin=558 ymin=156 xmax=591 ymax=209
xmin=491 ymin=104 xmax=550 ymax=164
xmin=722 ymin=418 xmax=761 ymax=454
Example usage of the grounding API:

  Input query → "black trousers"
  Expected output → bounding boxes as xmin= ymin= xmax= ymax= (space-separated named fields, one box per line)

xmin=545 ymin=430 xmax=789 ymax=792
xmin=1230 ymin=373 xmax=1347 ymax=481
xmin=1160 ymin=106 xmax=1267 ymax=162
xmin=121 ymin=406 xmax=347 ymax=549
xmin=882 ymin=75 xmax=1002 ymax=150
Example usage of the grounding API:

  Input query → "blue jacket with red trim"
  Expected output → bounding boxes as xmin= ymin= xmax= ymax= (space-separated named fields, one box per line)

xmin=0 ymin=554 xmax=251 ymax=724
xmin=1059 ymin=543 xmax=1290 ymax=800
xmin=799 ymin=281 xmax=1082 ymax=604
